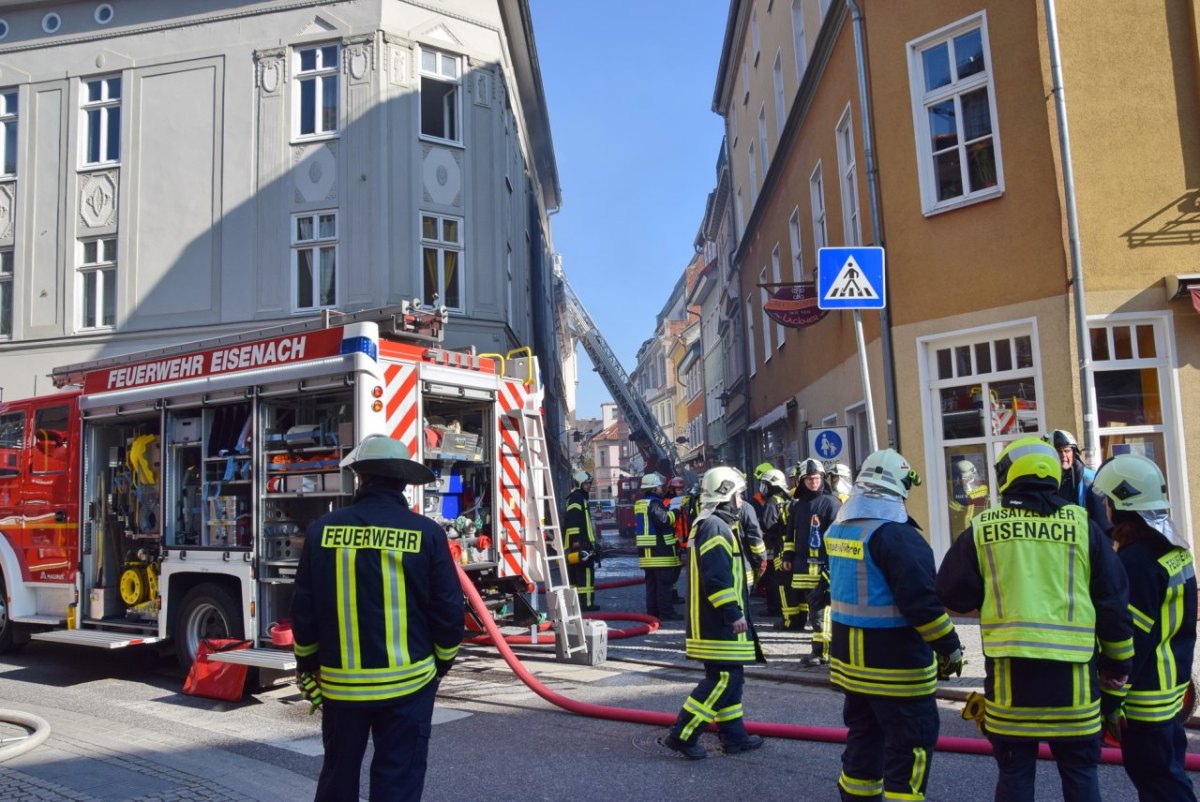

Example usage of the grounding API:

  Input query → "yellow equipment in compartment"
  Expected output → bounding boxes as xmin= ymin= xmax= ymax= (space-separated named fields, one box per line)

xmin=119 ymin=559 xmax=159 ymax=608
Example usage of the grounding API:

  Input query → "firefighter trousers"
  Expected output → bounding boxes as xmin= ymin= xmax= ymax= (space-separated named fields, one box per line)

xmin=839 ymin=691 xmax=939 ymax=802
xmin=644 ymin=567 xmax=678 ymax=618
xmin=988 ymin=735 xmax=1100 ymax=802
xmin=1120 ymin=718 xmax=1197 ymax=802
xmin=567 ymin=562 xmax=595 ymax=609
xmin=670 ymin=664 xmax=750 ymax=746
xmin=315 ymin=680 xmax=437 ymax=802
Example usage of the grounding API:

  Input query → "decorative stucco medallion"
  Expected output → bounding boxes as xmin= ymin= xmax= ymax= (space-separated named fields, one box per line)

xmin=79 ymin=171 xmax=118 ymax=228
xmin=293 ymin=143 xmax=337 ymax=203
xmin=422 ymin=145 xmax=461 ymax=207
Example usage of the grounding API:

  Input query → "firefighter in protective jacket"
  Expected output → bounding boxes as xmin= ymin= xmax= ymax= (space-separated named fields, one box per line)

xmin=827 ymin=449 xmax=961 ymax=802
xmin=937 ymin=436 xmax=1132 ymax=802
xmin=292 ymin=435 xmax=464 ymax=802
xmin=564 ymin=470 xmax=600 ymax=611
xmin=662 ymin=466 xmax=766 ymax=760
xmin=1093 ymin=454 xmax=1197 ymax=801
xmin=758 ymin=469 xmax=791 ymax=618
xmin=781 ymin=460 xmax=841 ymax=637
xmin=635 ymin=472 xmax=679 ymax=619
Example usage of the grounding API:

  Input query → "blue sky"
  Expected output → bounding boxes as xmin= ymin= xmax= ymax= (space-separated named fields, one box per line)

xmin=528 ymin=1 xmax=729 ymax=419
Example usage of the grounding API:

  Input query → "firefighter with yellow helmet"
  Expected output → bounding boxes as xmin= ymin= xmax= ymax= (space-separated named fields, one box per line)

xmin=827 ymin=449 xmax=961 ymax=802
xmin=564 ymin=470 xmax=600 ymax=611
xmin=635 ymin=471 xmax=680 ymax=620
xmin=662 ymin=465 xmax=765 ymax=759
xmin=292 ymin=434 xmax=464 ymax=802
xmin=937 ymin=437 xmax=1133 ymax=802
xmin=1093 ymin=454 xmax=1196 ymax=801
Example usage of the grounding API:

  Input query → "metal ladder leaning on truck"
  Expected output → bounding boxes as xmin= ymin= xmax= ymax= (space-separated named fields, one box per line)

xmin=0 ymin=302 xmax=596 ymax=679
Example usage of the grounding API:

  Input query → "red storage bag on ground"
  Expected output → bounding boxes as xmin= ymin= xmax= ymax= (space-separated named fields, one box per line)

xmin=183 ymin=638 xmax=252 ymax=701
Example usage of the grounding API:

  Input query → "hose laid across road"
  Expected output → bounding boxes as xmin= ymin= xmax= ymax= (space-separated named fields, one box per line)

xmin=456 ymin=565 xmax=1199 ymax=770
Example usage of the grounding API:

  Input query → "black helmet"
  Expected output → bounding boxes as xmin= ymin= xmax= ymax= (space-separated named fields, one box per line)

xmin=1045 ymin=429 xmax=1079 ymax=453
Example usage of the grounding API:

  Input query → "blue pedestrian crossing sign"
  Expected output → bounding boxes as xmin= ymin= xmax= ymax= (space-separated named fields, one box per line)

xmin=817 ymin=247 xmax=886 ymax=310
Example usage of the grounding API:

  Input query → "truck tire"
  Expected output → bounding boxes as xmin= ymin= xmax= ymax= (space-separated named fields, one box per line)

xmin=0 ymin=571 xmax=26 ymax=655
xmin=175 ymin=583 xmax=243 ymax=671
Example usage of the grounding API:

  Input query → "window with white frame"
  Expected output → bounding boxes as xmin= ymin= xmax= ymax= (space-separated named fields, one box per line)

xmin=792 ymin=0 xmax=807 ymax=83
xmin=420 ymin=47 xmax=462 ymax=144
xmin=742 ymin=51 xmax=750 ymax=103
xmin=752 ymin=8 xmax=761 ymax=64
xmin=908 ymin=13 xmax=1002 ymax=213
xmin=78 ymin=237 xmax=116 ymax=329
xmin=421 ymin=213 xmax=463 ymax=311
xmin=758 ymin=104 xmax=769 ymax=174
xmin=788 ymin=207 xmax=804 ymax=280
xmin=772 ymin=52 xmax=786 ymax=137
xmin=81 ymin=75 xmax=120 ymax=166
xmin=810 ymin=161 xmax=827 ymax=250
xmin=835 ymin=106 xmax=862 ymax=245
xmin=923 ymin=323 xmax=1041 ymax=552
xmin=735 ymin=187 xmax=745 ymax=239
xmin=770 ymin=245 xmax=784 ymax=347
xmin=759 ymin=266 xmax=771 ymax=360
xmin=745 ymin=295 xmax=757 ymax=376
xmin=292 ymin=211 xmax=337 ymax=310
xmin=0 ymin=90 xmax=16 ymax=176
xmin=0 ymin=248 xmax=12 ymax=337
xmin=747 ymin=144 xmax=758 ymax=203
xmin=1089 ymin=318 xmax=1182 ymax=509
xmin=294 ymin=44 xmax=339 ymax=138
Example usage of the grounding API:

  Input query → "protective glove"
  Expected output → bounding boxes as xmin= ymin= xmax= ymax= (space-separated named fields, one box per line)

xmin=937 ymin=647 xmax=964 ymax=680
xmin=435 ymin=657 xmax=455 ymax=679
xmin=1102 ymin=705 xmax=1126 ymax=744
xmin=297 ymin=671 xmax=323 ymax=715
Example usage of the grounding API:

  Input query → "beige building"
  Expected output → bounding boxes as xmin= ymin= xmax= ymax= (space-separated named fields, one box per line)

xmin=711 ymin=0 xmax=1198 ymax=555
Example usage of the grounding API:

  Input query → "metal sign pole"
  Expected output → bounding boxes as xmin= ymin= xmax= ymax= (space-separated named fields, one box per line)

xmin=853 ymin=309 xmax=879 ymax=453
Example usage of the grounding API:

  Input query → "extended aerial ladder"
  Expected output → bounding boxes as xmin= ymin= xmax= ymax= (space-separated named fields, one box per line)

xmin=556 ymin=268 xmax=681 ymax=478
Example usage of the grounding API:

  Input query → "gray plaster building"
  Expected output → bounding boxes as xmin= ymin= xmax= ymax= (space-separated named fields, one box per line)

xmin=0 ymin=0 xmax=567 ymax=432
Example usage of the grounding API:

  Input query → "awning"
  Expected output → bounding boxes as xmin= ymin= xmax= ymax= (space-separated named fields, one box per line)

xmin=748 ymin=402 xmax=789 ymax=432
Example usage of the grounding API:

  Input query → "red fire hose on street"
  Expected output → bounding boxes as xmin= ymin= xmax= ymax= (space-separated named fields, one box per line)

xmin=464 ymin=612 xmax=658 ymax=646
xmin=456 ymin=565 xmax=1200 ymax=769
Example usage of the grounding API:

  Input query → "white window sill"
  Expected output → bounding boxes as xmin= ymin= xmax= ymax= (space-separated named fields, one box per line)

xmin=921 ymin=186 xmax=1004 ymax=218
xmin=78 ymin=161 xmax=120 ymax=173
xmin=290 ymin=132 xmax=339 ymax=146
xmin=418 ymin=134 xmax=464 ymax=150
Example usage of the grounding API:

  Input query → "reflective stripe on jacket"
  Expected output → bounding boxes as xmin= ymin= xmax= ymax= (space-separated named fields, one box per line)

xmin=684 ymin=511 xmax=764 ymax=665
xmin=972 ymin=504 xmax=1098 ymax=662
xmin=1104 ymin=542 xmax=1198 ymax=722
xmin=635 ymin=493 xmax=679 ymax=568
xmin=563 ymin=488 xmax=597 ymax=553
xmin=291 ymin=486 xmax=464 ymax=704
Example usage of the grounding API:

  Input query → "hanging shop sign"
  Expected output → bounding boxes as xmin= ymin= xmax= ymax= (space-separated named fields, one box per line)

xmin=761 ymin=282 xmax=828 ymax=328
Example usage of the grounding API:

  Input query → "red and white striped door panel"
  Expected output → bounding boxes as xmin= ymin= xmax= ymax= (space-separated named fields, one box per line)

xmin=495 ymin=379 xmax=529 ymax=580
xmin=383 ymin=361 xmax=420 ymax=456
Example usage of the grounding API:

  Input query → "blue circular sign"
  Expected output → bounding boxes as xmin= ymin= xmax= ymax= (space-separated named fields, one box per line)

xmin=814 ymin=430 xmax=844 ymax=460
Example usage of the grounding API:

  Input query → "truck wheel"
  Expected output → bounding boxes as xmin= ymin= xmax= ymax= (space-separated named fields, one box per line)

xmin=0 ymin=571 xmax=25 ymax=655
xmin=175 ymin=584 xmax=243 ymax=671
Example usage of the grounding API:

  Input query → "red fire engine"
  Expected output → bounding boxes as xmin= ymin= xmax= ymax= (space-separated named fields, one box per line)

xmin=0 ymin=304 xmax=591 ymax=671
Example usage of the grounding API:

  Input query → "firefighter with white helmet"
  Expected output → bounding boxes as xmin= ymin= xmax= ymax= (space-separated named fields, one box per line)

xmin=757 ymin=469 xmax=791 ymax=619
xmin=947 ymin=457 xmax=989 ymax=539
xmin=1093 ymin=454 xmax=1196 ymax=800
xmin=825 ymin=449 xmax=961 ymax=802
xmin=563 ymin=470 xmax=600 ymax=611
xmin=661 ymin=466 xmax=765 ymax=759
xmin=292 ymin=434 xmax=463 ymax=801
xmin=937 ymin=437 xmax=1132 ymax=802
xmin=635 ymin=471 xmax=680 ymax=620
xmin=828 ymin=462 xmax=853 ymax=502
